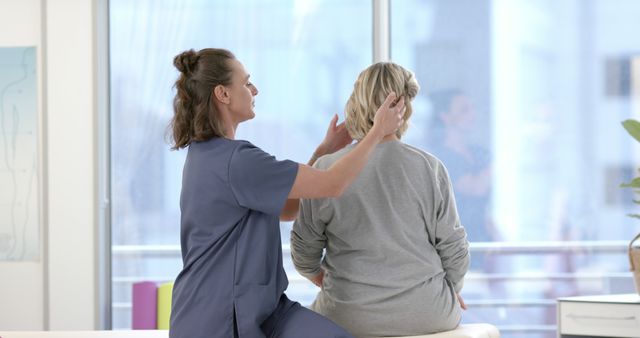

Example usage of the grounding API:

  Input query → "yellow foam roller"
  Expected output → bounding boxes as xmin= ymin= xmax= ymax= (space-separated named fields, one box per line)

xmin=157 ymin=282 xmax=173 ymax=329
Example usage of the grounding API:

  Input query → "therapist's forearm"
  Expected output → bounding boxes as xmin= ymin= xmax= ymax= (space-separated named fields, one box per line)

xmin=279 ymin=150 xmax=326 ymax=221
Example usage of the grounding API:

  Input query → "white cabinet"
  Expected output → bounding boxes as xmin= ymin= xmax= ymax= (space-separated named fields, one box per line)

xmin=557 ymin=294 xmax=640 ymax=338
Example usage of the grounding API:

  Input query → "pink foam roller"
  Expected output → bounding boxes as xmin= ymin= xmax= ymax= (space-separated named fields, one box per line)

xmin=132 ymin=281 xmax=157 ymax=329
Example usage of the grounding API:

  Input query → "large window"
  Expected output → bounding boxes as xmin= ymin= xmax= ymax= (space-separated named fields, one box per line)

xmin=110 ymin=1 xmax=640 ymax=336
xmin=392 ymin=0 xmax=639 ymax=336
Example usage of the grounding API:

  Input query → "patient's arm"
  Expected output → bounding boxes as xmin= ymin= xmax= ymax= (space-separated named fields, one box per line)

xmin=290 ymin=195 xmax=331 ymax=282
xmin=433 ymin=162 xmax=470 ymax=292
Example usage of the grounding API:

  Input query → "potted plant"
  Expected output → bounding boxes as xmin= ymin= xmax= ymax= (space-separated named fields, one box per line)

xmin=621 ymin=119 xmax=640 ymax=294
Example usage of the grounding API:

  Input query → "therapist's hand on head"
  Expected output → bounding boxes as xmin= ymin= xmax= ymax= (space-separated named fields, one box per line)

xmin=372 ymin=92 xmax=406 ymax=137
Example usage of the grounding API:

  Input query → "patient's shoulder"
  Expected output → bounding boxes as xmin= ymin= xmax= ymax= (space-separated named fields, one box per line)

xmin=401 ymin=143 xmax=445 ymax=167
xmin=313 ymin=145 xmax=354 ymax=170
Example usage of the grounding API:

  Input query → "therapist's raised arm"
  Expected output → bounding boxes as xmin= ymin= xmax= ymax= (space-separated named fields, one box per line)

xmin=288 ymin=93 xmax=405 ymax=200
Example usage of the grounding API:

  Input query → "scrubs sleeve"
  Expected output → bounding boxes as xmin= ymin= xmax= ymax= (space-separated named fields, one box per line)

xmin=228 ymin=141 xmax=299 ymax=215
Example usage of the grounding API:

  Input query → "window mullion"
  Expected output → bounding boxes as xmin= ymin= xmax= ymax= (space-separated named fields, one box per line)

xmin=372 ymin=0 xmax=390 ymax=62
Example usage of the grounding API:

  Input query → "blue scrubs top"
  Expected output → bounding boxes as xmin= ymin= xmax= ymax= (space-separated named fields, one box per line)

xmin=169 ymin=138 xmax=299 ymax=338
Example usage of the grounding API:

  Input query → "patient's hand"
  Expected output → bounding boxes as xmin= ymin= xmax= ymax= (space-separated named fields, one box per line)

xmin=310 ymin=270 xmax=325 ymax=288
xmin=457 ymin=292 xmax=467 ymax=310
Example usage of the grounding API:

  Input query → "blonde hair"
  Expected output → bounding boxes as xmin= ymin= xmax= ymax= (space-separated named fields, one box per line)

xmin=345 ymin=62 xmax=419 ymax=140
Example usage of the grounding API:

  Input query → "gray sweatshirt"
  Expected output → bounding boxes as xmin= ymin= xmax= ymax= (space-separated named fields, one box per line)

xmin=291 ymin=140 xmax=469 ymax=337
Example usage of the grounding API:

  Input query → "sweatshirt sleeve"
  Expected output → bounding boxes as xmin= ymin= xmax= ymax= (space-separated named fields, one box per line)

xmin=434 ymin=161 xmax=470 ymax=292
xmin=290 ymin=158 xmax=332 ymax=280
xmin=290 ymin=196 xmax=329 ymax=279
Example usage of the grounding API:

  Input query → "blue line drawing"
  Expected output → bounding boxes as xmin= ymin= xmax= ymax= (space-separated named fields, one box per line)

xmin=0 ymin=47 xmax=39 ymax=261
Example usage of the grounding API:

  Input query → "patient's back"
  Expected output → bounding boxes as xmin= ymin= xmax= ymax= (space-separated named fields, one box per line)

xmin=292 ymin=140 xmax=469 ymax=337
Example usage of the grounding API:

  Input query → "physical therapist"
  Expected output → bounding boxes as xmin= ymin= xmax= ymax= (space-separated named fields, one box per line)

xmin=168 ymin=48 xmax=405 ymax=338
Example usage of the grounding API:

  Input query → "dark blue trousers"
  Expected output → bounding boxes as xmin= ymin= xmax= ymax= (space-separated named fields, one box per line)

xmin=259 ymin=294 xmax=354 ymax=338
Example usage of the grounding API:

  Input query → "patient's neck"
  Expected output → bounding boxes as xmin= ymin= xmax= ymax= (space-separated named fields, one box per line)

xmin=380 ymin=134 xmax=399 ymax=143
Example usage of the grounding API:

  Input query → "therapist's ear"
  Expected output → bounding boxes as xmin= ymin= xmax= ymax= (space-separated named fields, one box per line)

xmin=213 ymin=85 xmax=230 ymax=104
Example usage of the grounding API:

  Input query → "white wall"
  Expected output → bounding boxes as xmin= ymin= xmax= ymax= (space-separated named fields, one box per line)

xmin=0 ymin=0 xmax=101 ymax=330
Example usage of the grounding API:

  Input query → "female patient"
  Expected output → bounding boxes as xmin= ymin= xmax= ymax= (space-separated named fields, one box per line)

xmin=291 ymin=62 xmax=470 ymax=337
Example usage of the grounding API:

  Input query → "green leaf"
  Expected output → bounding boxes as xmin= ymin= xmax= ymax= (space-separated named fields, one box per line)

xmin=633 ymin=200 xmax=640 ymax=204
xmin=628 ymin=213 xmax=640 ymax=219
xmin=622 ymin=119 xmax=640 ymax=143
xmin=620 ymin=177 xmax=640 ymax=188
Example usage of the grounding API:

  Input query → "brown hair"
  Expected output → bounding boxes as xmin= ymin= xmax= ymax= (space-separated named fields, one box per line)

xmin=170 ymin=48 xmax=235 ymax=149
xmin=345 ymin=62 xmax=420 ymax=140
